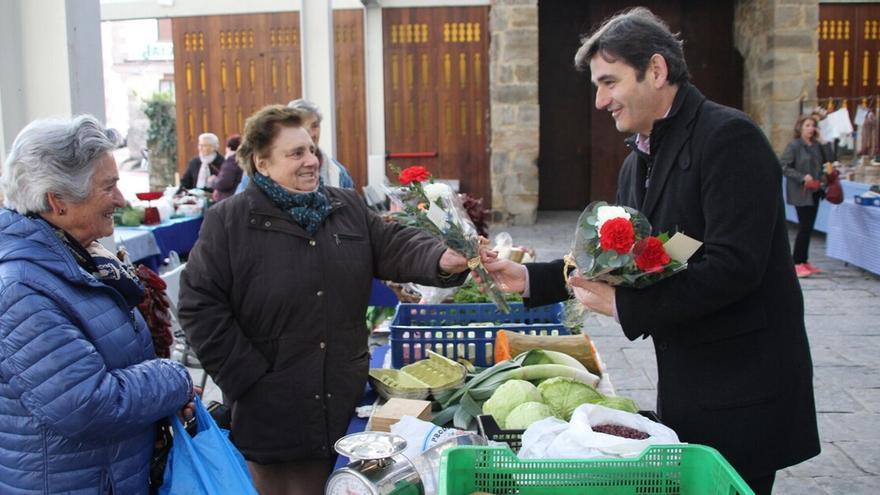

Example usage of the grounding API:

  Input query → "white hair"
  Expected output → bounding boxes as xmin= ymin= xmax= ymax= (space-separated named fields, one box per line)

xmin=198 ymin=132 xmax=220 ymax=148
xmin=1 ymin=115 xmax=120 ymax=214
xmin=287 ymin=98 xmax=322 ymax=123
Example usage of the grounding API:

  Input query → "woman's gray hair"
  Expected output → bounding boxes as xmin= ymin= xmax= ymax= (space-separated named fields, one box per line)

xmin=1 ymin=115 xmax=120 ymax=214
xmin=287 ymin=98 xmax=322 ymax=123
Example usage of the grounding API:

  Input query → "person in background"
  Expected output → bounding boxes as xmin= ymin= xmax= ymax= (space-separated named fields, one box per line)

xmin=178 ymin=105 xmax=468 ymax=495
xmin=781 ymin=115 xmax=828 ymax=278
xmin=287 ymin=98 xmax=356 ymax=189
xmin=0 ymin=115 xmax=194 ymax=494
xmin=212 ymin=134 xmax=243 ymax=202
xmin=181 ymin=132 xmax=223 ymax=190
xmin=482 ymin=8 xmax=819 ymax=495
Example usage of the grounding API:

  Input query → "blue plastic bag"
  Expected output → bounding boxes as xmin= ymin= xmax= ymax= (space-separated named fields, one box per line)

xmin=160 ymin=397 xmax=257 ymax=494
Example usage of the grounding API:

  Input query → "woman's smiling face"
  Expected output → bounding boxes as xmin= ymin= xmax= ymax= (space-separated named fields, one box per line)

xmin=59 ymin=152 xmax=125 ymax=246
xmin=255 ymin=126 xmax=321 ymax=193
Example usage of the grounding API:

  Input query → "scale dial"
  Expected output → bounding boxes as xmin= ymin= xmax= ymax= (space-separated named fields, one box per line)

xmin=326 ymin=469 xmax=377 ymax=495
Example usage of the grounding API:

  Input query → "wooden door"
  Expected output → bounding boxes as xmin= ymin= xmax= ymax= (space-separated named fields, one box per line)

xmin=334 ymin=10 xmax=367 ymax=189
xmin=172 ymin=13 xmax=302 ymax=174
xmin=383 ymin=7 xmax=491 ymax=202
xmin=818 ymin=3 xmax=880 ymax=116
xmin=539 ymin=1 xmax=741 ymax=207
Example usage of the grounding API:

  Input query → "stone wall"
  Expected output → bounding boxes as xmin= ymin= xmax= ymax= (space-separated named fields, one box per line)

xmin=735 ymin=0 xmax=818 ymax=153
xmin=487 ymin=0 xmax=818 ymax=223
xmin=489 ymin=0 xmax=539 ymax=225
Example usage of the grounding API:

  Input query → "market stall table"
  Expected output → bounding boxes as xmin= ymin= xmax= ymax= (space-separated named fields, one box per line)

xmin=115 ymin=215 xmax=203 ymax=271
xmin=826 ymin=201 xmax=880 ymax=275
xmin=114 ymin=228 xmax=160 ymax=267
xmin=783 ymin=179 xmax=872 ymax=233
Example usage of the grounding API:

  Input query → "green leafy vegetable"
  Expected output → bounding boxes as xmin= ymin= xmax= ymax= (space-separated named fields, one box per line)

xmin=596 ymin=395 xmax=640 ymax=413
xmin=482 ymin=379 xmax=541 ymax=428
xmin=537 ymin=376 xmax=604 ymax=421
xmin=505 ymin=401 xmax=554 ymax=430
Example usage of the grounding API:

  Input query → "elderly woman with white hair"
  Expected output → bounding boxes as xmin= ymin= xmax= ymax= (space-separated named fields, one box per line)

xmin=0 ymin=115 xmax=194 ymax=494
xmin=181 ymin=132 xmax=224 ymax=190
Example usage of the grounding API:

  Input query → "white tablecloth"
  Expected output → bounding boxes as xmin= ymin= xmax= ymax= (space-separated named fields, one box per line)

xmin=826 ymin=201 xmax=880 ymax=275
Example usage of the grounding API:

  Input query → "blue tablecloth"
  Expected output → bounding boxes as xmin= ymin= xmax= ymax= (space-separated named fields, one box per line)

xmin=784 ymin=179 xmax=872 ymax=233
xmin=826 ymin=201 xmax=880 ymax=275
xmin=333 ymin=345 xmax=387 ymax=470
xmin=115 ymin=216 xmax=204 ymax=271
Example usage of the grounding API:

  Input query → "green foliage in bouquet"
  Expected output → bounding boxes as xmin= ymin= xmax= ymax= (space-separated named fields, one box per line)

xmin=387 ymin=165 xmax=510 ymax=313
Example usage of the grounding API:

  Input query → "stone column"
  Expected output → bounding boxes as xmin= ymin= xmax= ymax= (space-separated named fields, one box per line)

xmin=301 ymin=0 xmax=337 ymax=157
xmin=735 ymin=0 xmax=818 ymax=153
xmin=489 ymin=0 xmax=539 ymax=225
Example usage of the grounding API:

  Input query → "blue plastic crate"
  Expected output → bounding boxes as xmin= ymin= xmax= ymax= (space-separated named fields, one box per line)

xmin=854 ymin=194 xmax=880 ymax=206
xmin=389 ymin=303 xmax=569 ymax=368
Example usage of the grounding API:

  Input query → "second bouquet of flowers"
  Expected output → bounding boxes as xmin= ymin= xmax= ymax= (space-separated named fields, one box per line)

xmin=386 ymin=165 xmax=510 ymax=313
xmin=564 ymin=201 xmax=700 ymax=288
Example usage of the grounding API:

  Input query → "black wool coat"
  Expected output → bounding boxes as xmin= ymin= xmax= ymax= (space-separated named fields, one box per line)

xmin=178 ymin=184 xmax=464 ymax=463
xmin=526 ymin=83 xmax=820 ymax=479
xmin=180 ymin=153 xmax=223 ymax=190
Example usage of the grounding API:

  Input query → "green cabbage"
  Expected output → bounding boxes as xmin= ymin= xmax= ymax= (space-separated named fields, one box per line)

xmin=596 ymin=396 xmax=640 ymax=413
xmin=505 ymin=401 xmax=554 ymax=430
xmin=537 ymin=376 xmax=603 ymax=421
xmin=482 ymin=379 xmax=542 ymax=428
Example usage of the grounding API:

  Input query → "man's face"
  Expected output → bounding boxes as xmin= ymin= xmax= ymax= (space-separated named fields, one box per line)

xmin=590 ymin=54 xmax=659 ymax=136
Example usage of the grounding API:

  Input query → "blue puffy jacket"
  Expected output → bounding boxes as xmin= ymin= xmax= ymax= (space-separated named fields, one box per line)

xmin=0 ymin=209 xmax=193 ymax=494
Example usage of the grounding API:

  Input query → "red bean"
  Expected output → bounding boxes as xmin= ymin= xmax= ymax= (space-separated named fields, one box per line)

xmin=592 ymin=423 xmax=649 ymax=440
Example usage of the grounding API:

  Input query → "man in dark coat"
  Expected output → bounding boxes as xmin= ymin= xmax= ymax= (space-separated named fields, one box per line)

xmin=180 ymin=132 xmax=224 ymax=190
xmin=484 ymin=8 xmax=819 ymax=494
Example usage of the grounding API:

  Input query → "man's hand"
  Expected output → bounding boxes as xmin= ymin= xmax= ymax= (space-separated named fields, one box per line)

xmin=480 ymin=255 xmax=527 ymax=294
xmin=568 ymin=275 xmax=616 ymax=317
xmin=439 ymin=248 xmax=469 ymax=274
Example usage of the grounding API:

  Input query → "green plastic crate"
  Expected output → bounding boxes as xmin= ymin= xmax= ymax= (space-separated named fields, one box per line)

xmin=439 ymin=445 xmax=754 ymax=495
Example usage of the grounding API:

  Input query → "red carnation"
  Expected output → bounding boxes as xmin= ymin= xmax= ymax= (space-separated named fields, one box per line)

xmin=399 ymin=166 xmax=432 ymax=185
xmin=634 ymin=236 xmax=671 ymax=272
xmin=598 ymin=217 xmax=635 ymax=254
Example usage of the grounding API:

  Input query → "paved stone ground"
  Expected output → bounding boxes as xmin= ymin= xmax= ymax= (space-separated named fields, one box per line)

xmin=497 ymin=210 xmax=880 ymax=495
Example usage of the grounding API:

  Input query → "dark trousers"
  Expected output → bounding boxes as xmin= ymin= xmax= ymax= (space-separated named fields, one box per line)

xmin=745 ymin=472 xmax=776 ymax=495
xmin=793 ymin=196 xmax=821 ymax=264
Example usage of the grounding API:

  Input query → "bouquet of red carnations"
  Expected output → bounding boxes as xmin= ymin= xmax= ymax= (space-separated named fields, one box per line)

xmin=386 ymin=166 xmax=510 ymax=313
xmin=564 ymin=201 xmax=696 ymax=288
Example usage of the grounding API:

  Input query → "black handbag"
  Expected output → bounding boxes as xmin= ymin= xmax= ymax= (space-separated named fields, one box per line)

xmin=149 ymin=419 xmax=173 ymax=494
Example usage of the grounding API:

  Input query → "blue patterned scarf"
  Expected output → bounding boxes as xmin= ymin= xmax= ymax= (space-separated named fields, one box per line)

xmin=252 ymin=172 xmax=332 ymax=234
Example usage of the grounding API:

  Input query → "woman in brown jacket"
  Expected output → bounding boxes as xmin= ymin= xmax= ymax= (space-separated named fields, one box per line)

xmin=178 ymin=105 xmax=468 ymax=494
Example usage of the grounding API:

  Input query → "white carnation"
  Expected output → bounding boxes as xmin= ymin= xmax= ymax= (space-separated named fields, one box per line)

xmin=423 ymin=182 xmax=454 ymax=202
xmin=596 ymin=205 xmax=631 ymax=231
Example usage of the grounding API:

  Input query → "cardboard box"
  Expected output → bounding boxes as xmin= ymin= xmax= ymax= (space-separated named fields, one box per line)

xmin=369 ymin=398 xmax=432 ymax=432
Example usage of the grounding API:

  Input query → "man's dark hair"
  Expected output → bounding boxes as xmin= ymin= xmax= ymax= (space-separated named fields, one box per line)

xmin=574 ymin=7 xmax=690 ymax=85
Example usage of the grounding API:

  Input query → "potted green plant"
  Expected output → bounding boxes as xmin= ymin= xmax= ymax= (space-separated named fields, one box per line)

xmin=143 ymin=92 xmax=177 ymax=191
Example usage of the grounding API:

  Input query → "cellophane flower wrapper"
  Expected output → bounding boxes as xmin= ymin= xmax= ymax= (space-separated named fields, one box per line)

xmin=568 ymin=201 xmax=687 ymax=288
xmin=385 ymin=173 xmax=510 ymax=313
